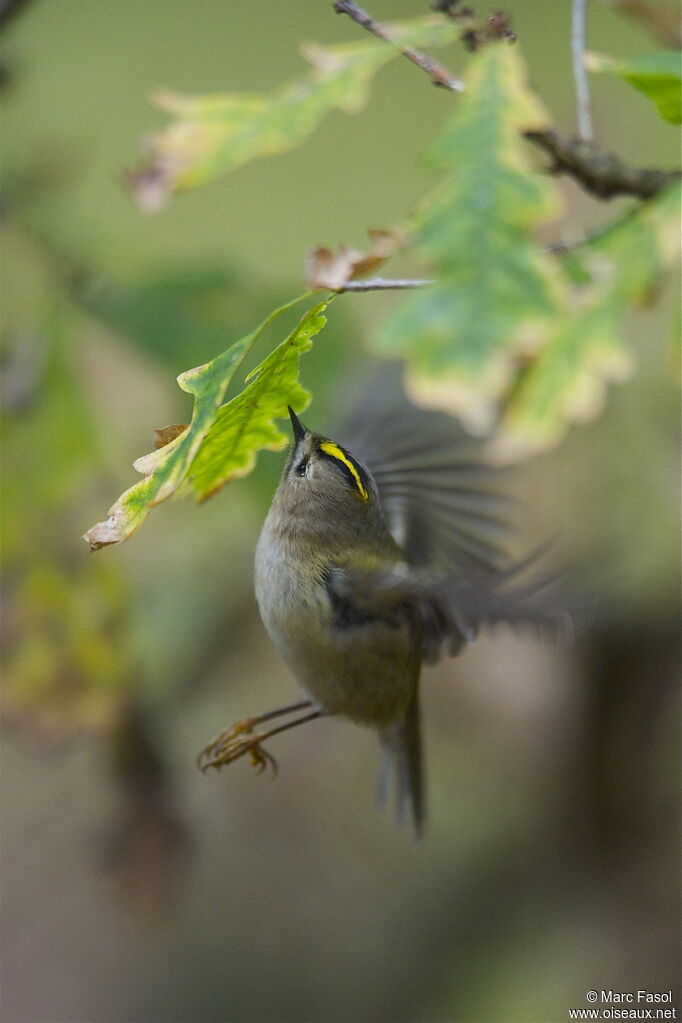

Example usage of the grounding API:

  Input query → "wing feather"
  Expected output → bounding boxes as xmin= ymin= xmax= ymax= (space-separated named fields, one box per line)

xmin=327 ymin=560 xmax=568 ymax=666
xmin=339 ymin=397 xmax=510 ymax=573
xmin=334 ymin=377 xmax=568 ymax=662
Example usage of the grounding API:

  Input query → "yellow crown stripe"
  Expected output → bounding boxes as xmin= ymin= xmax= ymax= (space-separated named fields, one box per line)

xmin=319 ymin=441 xmax=369 ymax=502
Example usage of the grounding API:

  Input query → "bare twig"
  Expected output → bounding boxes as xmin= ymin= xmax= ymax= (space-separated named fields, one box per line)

xmin=332 ymin=0 xmax=679 ymax=203
xmin=543 ymin=209 xmax=640 ymax=253
xmin=525 ymin=129 xmax=681 ymax=200
xmin=330 ymin=212 xmax=662 ymax=293
xmin=545 ymin=235 xmax=599 ymax=255
xmin=338 ymin=277 xmax=435 ymax=292
xmin=332 ymin=0 xmax=465 ymax=91
xmin=571 ymin=0 xmax=593 ymax=141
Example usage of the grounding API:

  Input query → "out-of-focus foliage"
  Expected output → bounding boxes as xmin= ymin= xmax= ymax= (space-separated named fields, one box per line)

xmin=127 ymin=16 xmax=459 ymax=212
xmin=586 ymin=49 xmax=682 ymax=123
xmin=112 ymin=9 xmax=682 ymax=474
xmin=495 ymin=182 xmax=681 ymax=455
xmin=2 ymin=300 xmax=134 ymax=731
xmin=76 ymin=266 xmax=286 ymax=371
xmin=3 ymin=3 xmax=680 ymax=1022
xmin=85 ymin=30 xmax=681 ymax=544
xmin=374 ymin=43 xmax=564 ymax=434
xmin=374 ymin=43 xmax=680 ymax=453
xmin=83 ymin=296 xmax=331 ymax=549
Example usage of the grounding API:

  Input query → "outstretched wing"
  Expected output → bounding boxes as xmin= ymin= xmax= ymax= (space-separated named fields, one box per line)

xmin=327 ymin=559 xmax=569 ymax=665
xmin=338 ymin=385 xmax=513 ymax=574
xmin=332 ymin=375 xmax=568 ymax=662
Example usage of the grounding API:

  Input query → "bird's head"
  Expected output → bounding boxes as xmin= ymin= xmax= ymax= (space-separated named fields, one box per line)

xmin=271 ymin=407 xmax=386 ymax=543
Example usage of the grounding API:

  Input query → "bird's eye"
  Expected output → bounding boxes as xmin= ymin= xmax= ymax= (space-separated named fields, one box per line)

xmin=295 ymin=457 xmax=309 ymax=478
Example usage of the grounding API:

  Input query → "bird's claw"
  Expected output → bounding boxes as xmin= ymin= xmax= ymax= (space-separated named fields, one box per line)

xmin=247 ymin=742 xmax=278 ymax=776
xmin=197 ymin=720 xmax=278 ymax=777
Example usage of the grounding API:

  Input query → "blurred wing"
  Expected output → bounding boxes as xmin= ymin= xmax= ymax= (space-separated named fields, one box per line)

xmin=338 ymin=392 xmax=513 ymax=574
xmin=333 ymin=375 xmax=569 ymax=662
xmin=327 ymin=560 xmax=569 ymax=666
xmin=415 ymin=564 xmax=570 ymax=663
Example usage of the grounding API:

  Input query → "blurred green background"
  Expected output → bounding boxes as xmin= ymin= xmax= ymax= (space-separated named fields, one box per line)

xmin=2 ymin=2 xmax=680 ymax=1022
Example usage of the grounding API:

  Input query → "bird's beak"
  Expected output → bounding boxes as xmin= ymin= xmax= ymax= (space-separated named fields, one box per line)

xmin=287 ymin=406 xmax=307 ymax=445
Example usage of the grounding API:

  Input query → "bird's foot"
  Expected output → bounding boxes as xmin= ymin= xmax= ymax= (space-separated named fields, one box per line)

xmin=197 ymin=720 xmax=278 ymax=777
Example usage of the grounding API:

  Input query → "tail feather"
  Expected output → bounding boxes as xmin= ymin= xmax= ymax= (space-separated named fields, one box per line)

xmin=378 ymin=692 xmax=424 ymax=836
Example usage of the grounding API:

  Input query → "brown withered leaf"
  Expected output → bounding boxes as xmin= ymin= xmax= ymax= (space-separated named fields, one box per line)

xmin=154 ymin=424 xmax=189 ymax=450
xmin=306 ymin=229 xmax=399 ymax=291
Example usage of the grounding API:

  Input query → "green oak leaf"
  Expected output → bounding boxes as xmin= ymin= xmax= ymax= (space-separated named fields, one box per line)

xmin=83 ymin=294 xmax=331 ymax=549
xmin=186 ymin=299 xmax=331 ymax=500
xmin=374 ymin=42 xmax=565 ymax=434
xmin=575 ymin=181 xmax=682 ymax=303
xmin=128 ymin=16 xmax=460 ymax=211
xmin=495 ymin=184 xmax=681 ymax=457
xmin=494 ymin=296 xmax=630 ymax=457
xmin=585 ymin=50 xmax=681 ymax=124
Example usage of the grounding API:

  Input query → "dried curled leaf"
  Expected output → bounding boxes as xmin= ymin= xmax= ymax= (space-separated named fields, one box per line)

xmin=83 ymin=294 xmax=331 ymax=550
xmin=306 ymin=230 xmax=399 ymax=290
xmin=154 ymin=424 xmax=188 ymax=450
xmin=127 ymin=17 xmax=460 ymax=212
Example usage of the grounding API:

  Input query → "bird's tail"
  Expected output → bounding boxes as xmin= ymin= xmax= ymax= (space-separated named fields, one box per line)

xmin=378 ymin=691 xmax=424 ymax=837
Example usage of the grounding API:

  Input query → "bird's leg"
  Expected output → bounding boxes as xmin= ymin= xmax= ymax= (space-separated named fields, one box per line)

xmin=197 ymin=701 xmax=319 ymax=776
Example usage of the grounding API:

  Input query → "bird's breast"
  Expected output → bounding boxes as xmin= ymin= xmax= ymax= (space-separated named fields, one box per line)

xmin=254 ymin=526 xmax=419 ymax=725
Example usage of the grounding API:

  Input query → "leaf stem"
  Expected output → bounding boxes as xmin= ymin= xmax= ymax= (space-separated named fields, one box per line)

xmin=336 ymin=214 xmax=662 ymax=293
xmin=338 ymin=277 xmax=435 ymax=292
xmin=572 ymin=0 xmax=594 ymax=142
xmin=332 ymin=0 xmax=465 ymax=91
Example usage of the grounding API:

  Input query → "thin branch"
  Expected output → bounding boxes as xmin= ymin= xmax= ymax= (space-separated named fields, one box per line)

xmin=335 ymin=213 xmax=658 ymax=293
xmin=332 ymin=0 xmax=680 ymax=203
xmin=544 ymin=235 xmax=601 ymax=254
xmin=543 ymin=210 xmax=639 ymax=253
xmin=338 ymin=277 xmax=435 ymax=293
xmin=332 ymin=0 xmax=465 ymax=91
xmin=525 ymin=129 xmax=681 ymax=200
xmin=571 ymin=0 xmax=593 ymax=142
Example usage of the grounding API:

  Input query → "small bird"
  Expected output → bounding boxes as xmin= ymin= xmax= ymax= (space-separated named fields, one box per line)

xmin=198 ymin=399 xmax=556 ymax=834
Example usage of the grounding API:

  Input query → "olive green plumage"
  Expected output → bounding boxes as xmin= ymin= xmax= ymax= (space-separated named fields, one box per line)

xmin=252 ymin=400 xmax=551 ymax=835
xmin=200 ymin=394 xmax=559 ymax=834
xmin=255 ymin=412 xmax=424 ymax=828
